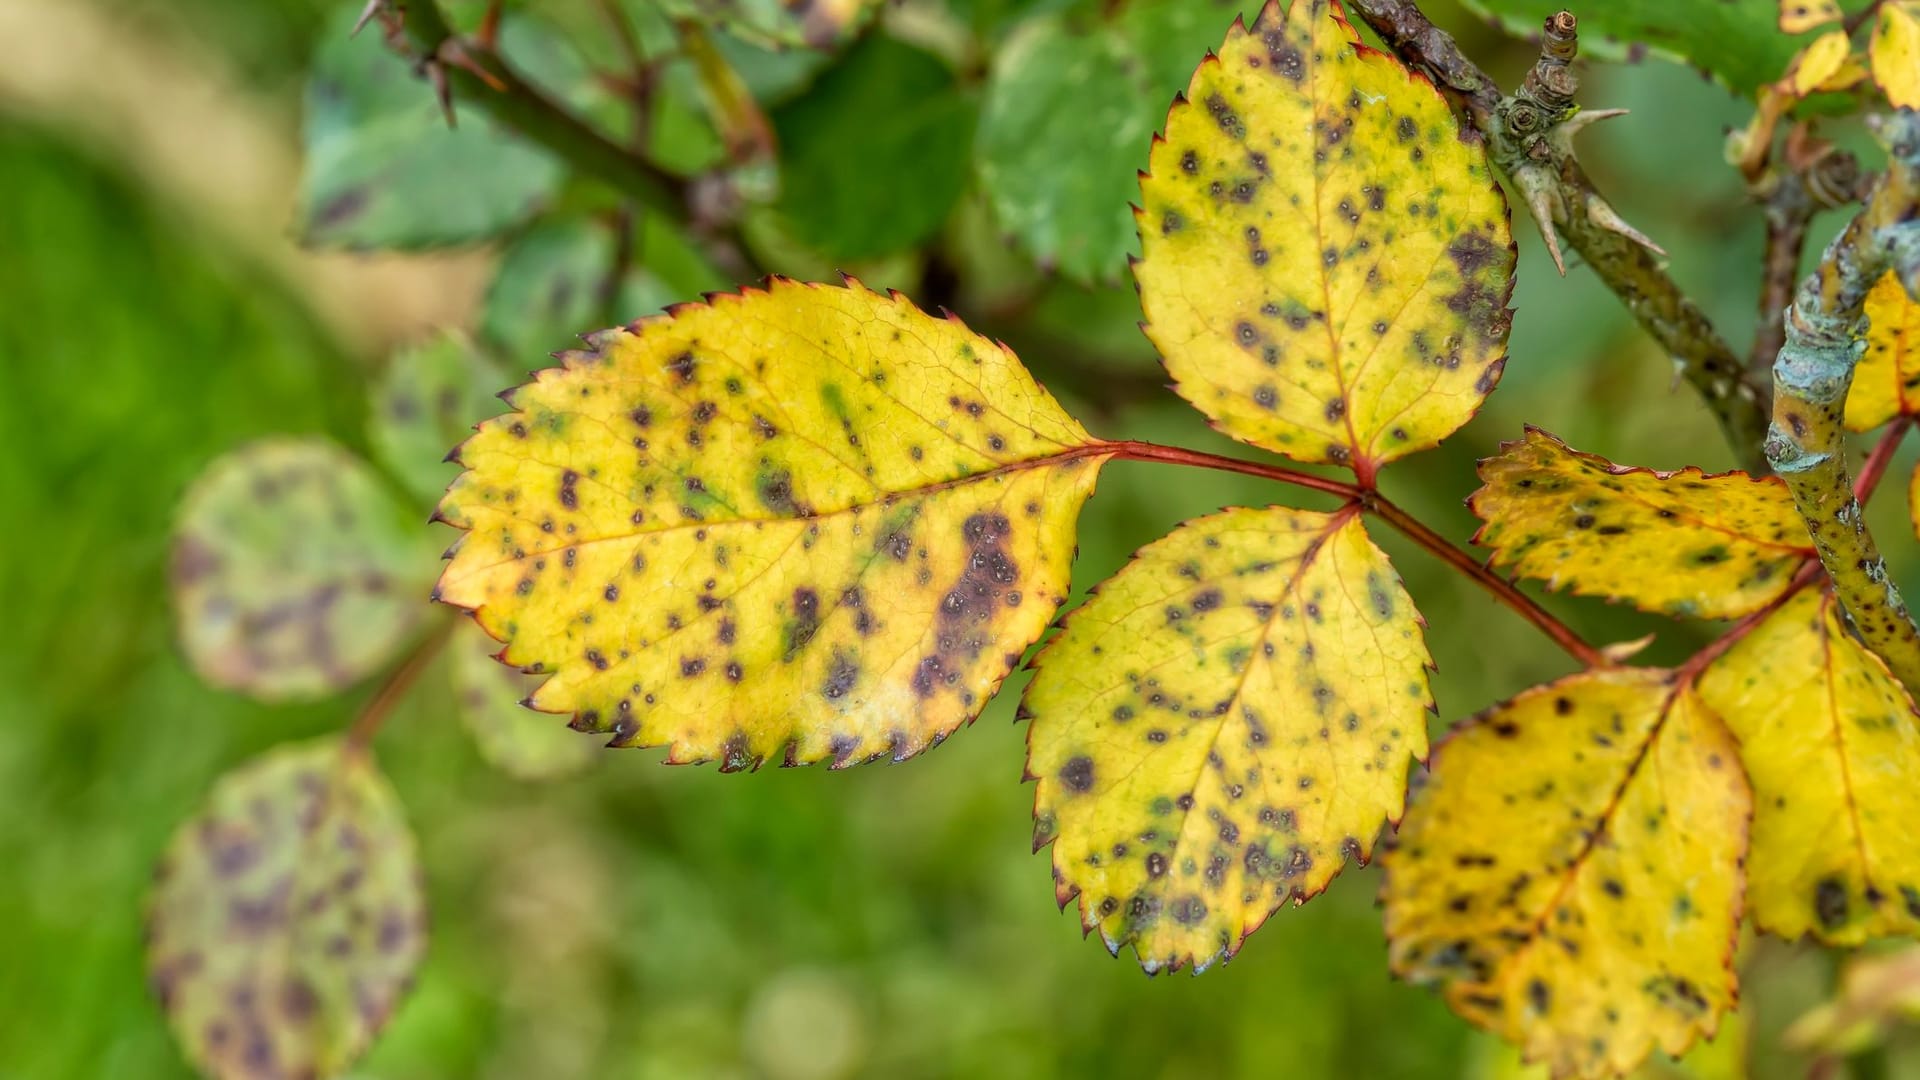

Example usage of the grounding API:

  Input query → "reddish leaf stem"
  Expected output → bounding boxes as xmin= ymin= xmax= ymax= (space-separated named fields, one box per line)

xmin=1855 ymin=416 xmax=1913 ymax=505
xmin=1106 ymin=440 xmax=1606 ymax=668
xmin=346 ymin=617 xmax=455 ymax=754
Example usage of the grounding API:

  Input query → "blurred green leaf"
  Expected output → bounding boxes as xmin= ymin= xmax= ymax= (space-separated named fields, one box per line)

xmin=450 ymin=622 xmax=600 ymax=781
xmin=977 ymin=0 xmax=1256 ymax=281
xmin=145 ymin=739 xmax=427 ymax=1079
xmin=771 ymin=34 xmax=977 ymax=261
xmin=652 ymin=0 xmax=881 ymax=49
xmin=369 ymin=332 xmax=510 ymax=506
xmin=170 ymin=438 xmax=438 ymax=701
xmin=480 ymin=218 xmax=677 ymax=365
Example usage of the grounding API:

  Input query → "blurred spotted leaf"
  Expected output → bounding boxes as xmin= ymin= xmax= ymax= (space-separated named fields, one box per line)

xmin=1697 ymin=589 xmax=1920 ymax=944
xmin=1845 ymin=271 xmax=1920 ymax=431
xmin=451 ymin=621 xmax=601 ymax=781
xmin=977 ymin=0 xmax=1260 ymax=283
xmin=146 ymin=739 xmax=427 ymax=1080
xmin=652 ymin=0 xmax=881 ymax=49
xmin=1786 ymin=945 xmax=1920 ymax=1054
xmin=1382 ymin=668 xmax=1750 ymax=1078
xmin=435 ymin=278 xmax=1110 ymax=769
xmin=1135 ymin=0 xmax=1512 ymax=479
xmin=1779 ymin=0 xmax=1844 ymax=32
xmin=481 ymin=219 xmax=678 ymax=366
xmin=1024 ymin=505 xmax=1430 ymax=973
xmin=370 ymin=332 xmax=511 ymax=506
xmin=1469 ymin=428 xmax=1812 ymax=620
xmin=1872 ymin=2 xmax=1920 ymax=108
xmin=171 ymin=438 xmax=440 ymax=701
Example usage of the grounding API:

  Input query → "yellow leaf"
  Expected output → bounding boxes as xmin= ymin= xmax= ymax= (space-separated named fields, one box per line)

xmin=1134 ymin=0 xmax=1513 ymax=481
xmin=1844 ymin=270 xmax=1920 ymax=431
xmin=1469 ymin=428 xmax=1812 ymax=620
xmin=1779 ymin=0 xmax=1844 ymax=33
xmin=1873 ymin=2 xmax=1920 ymax=108
xmin=1696 ymin=589 xmax=1920 ymax=944
xmin=1383 ymin=669 xmax=1750 ymax=1078
xmin=435 ymin=279 xmax=1111 ymax=770
xmin=145 ymin=740 xmax=427 ymax=1080
xmin=1783 ymin=30 xmax=1858 ymax=96
xmin=1024 ymin=505 xmax=1430 ymax=972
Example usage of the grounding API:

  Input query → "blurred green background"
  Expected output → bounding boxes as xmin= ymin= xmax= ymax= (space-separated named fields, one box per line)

xmin=4 ymin=0 xmax=1917 ymax=1076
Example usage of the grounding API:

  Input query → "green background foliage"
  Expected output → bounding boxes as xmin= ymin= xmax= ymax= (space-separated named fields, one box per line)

xmin=4 ymin=0 xmax=1920 ymax=1075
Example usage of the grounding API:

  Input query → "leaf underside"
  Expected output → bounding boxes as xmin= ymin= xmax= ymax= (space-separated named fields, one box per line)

xmin=1470 ymin=428 xmax=1813 ymax=620
xmin=1025 ymin=505 xmax=1431 ymax=973
xmin=1134 ymin=0 xmax=1513 ymax=476
xmin=435 ymin=278 xmax=1111 ymax=770
xmin=1383 ymin=668 xmax=1750 ymax=1078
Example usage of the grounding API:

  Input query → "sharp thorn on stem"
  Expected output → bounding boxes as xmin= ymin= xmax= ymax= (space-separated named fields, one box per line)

xmin=351 ymin=0 xmax=387 ymax=37
xmin=1587 ymin=195 xmax=1668 ymax=257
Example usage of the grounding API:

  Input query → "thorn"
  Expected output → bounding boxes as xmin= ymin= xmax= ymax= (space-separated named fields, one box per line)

xmin=1514 ymin=166 xmax=1566 ymax=274
xmin=1557 ymin=107 xmax=1627 ymax=139
xmin=475 ymin=0 xmax=503 ymax=50
xmin=1586 ymin=195 xmax=1668 ymax=257
xmin=351 ymin=0 xmax=386 ymax=37
xmin=441 ymin=40 xmax=507 ymax=93
xmin=426 ymin=60 xmax=456 ymax=128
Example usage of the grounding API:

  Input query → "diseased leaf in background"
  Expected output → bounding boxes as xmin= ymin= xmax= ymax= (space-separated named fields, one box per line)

xmin=1025 ymin=506 xmax=1430 ymax=973
xmin=370 ymin=332 xmax=511 ymax=506
xmin=770 ymin=34 xmax=978 ymax=261
xmin=1383 ymin=669 xmax=1749 ymax=1078
xmin=1469 ymin=428 xmax=1812 ymax=620
xmin=1779 ymin=0 xmax=1844 ymax=33
xmin=1845 ymin=272 xmax=1920 ymax=431
xmin=1786 ymin=945 xmax=1920 ymax=1055
xmin=976 ymin=0 xmax=1259 ymax=283
xmin=1459 ymin=0 xmax=1869 ymax=96
xmin=451 ymin=622 xmax=601 ymax=781
xmin=1696 ymin=590 xmax=1920 ymax=944
xmin=1872 ymin=2 xmax=1920 ymax=109
xmin=480 ymin=219 xmax=677 ymax=364
xmin=1470 ymin=1010 xmax=1748 ymax=1079
xmin=172 ymin=438 xmax=440 ymax=701
xmin=1135 ymin=0 xmax=1513 ymax=478
xmin=654 ymin=0 xmax=881 ymax=49
xmin=145 ymin=740 xmax=427 ymax=1079
xmin=435 ymin=279 xmax=1110 ymax=769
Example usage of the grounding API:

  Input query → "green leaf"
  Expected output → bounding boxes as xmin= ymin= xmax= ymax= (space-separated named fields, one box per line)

xmin=480 ymin=219 xmax=678 ymax=365
xmin=1457 ymin=0 xmax=1870 ymax=96
xmin=770 ymin=34 xmax=978 ymax=261
xmin=369 ymin=331 xmax=511 ymax=507
xmin=451 ymin=621 xmax=602 ymax=780
xmin=651 ymin=0 xmax=882 ymax=49
xmin=145 ymin=739 xmax=427 ymax=1079
xmin=978 ymin=1 xmax=1258 ymax=282
xmin=171 ymin=438 xmax=439 ymax=701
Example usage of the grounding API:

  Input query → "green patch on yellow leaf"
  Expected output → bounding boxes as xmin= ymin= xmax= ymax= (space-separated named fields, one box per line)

xmin=436 ymin=278 xmax=1110 ymax=770
xmin=1134 ymin=0 xmax=1512 ymax=479
xmin=1697 ymin=589 xmax=1920 ymax=945
xmin=1844 ymin=271 xmax=1920 ymax=431
xmin=1025 ymin=505 xmax=1430 ymax=973
xmin=1383 ymin=668 xmax=1750 ymax=1078
xmin=1469 ymin=428 xmax=1812 ymax=620
xmin=171 ymin=438 xmax=440 ymax=701
xmin=1872 ymin=2 xmax=1920 ymax=109
xmin=452 ymin=621 xmax=601 ymax=781
xmin=145 ymin=739 xmax=426 ymax=1080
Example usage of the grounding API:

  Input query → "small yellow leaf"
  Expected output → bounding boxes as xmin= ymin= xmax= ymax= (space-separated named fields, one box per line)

xmin=436 ymin=279 xmax=1111 ymax=770
xmin=1779 ymin=0 xmax=1844 ymax=33
xmin=1024 ymin=505 xmax=1430 ymax=973
xmin=146 ymin=740 xmax=427 ymax=1080
xmin=1469 ymin=428 xmax=1812 ymax=620
xmin=1383 ymin=669 xmax=1750 ymax=1078
xmin=1783 ymin=30 xmax=1857 ymax=96
xmin=1696 ymin=589 xmax=1920 ymax=944
xmin=1872 ymin=2 xmax=1920 ymax=108
xmin=451 ymin=621 xmax=601 ymax=781
xmin=1844 ymin=270 xmax=1920 ymax=431
xmin=1134 ymin=0 xmax=1513 ymax=480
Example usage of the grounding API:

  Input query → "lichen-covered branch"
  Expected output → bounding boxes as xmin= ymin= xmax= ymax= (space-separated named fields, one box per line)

xmin=1347 ymin=0 xmax=1769 ymax=470
xmin=1765 ymin=110 xmax=1920 ymax=692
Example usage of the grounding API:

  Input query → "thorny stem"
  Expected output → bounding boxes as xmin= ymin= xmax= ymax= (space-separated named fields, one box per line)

xmin=346 ymin=616 xmax=455 ymax=753
xmin=1766 ymin=111 xmax=1920 ymax=693
xmin=1346 ymin=0 xmax=1770 ymax=470
xmin=1106 ymin=440 xmax=1608 ymax=668
xmin=1749 ymin=131 xmax=1867 ymax=383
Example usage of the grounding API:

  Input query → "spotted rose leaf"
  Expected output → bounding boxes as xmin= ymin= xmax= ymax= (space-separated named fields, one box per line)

xmin=145 ymin=739 xmax=427 ymax=1080
xmin=1024 ymin=505 xmax=1430 ymax=973
xmin=451 ymin=621 xmax=602 ymax=781
xmin=171 ymin=438 xmax=441 ymax=701
xmin=1135 ymin=0 xmax=1513 ymax=481
xmin=1382 ymin=668 xmax=1750 ymax=1078
xmin=1844 ymin=270 xmax=1920 ymax=431
xmin=435 ymin=278 xmax=1111 ymax=769
xmin=1697 ymin=589 xmax=1920 ymax=944
xmin=1469 ymin=428 xmax=1813 ymax=620
xmin=1872 ymin=2 xmax=1920 ymax=109
xmin=1780 ymin=0 xmax=1844 ymax=33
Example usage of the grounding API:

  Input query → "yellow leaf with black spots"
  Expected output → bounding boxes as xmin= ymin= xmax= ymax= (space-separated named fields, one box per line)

xmin=1779 ymin=0 xmax=1844 ymax=33
xmin=1844 ymin=270 xmax=1920 ymax=431
xmin=435 ymin=278 xmax=1111 ymax=770
xmin=1383 ymin=669 xmax=1750 ymax=1079
xmin=1697 ymin=589 xmax=1920 ymax=945
xmin=1872 ymin=2 xmax=1920 ymax=109
xmin=1134 ymin=0 xmax=1513 ymax=482
xmin=1024 ymin=505 xmax=1430 ymax=973
xmin=1469 ymin=428 xmax=1812 ymax=620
